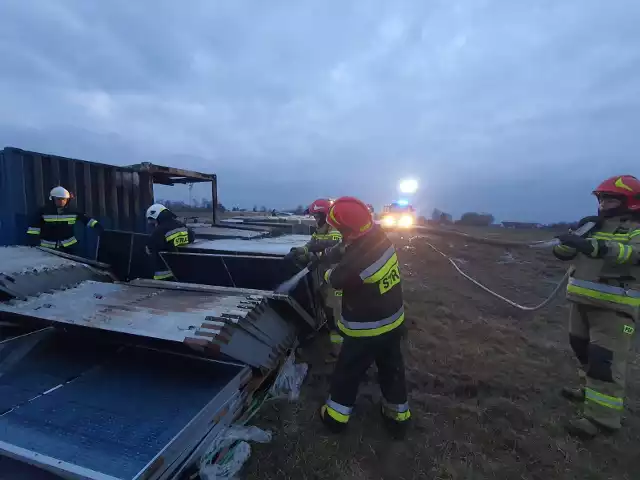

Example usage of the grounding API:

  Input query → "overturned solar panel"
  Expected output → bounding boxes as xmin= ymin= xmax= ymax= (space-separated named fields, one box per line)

xmin=0 ymin=279 xmax=312 ymax=370
xmin=190 ymin=225 xmax=270 ymax=240
xmin=0 ymin=246 xmax=112 ymax=300
xmin=0 ymin=328 xmax=251 ymax=480
xmin=184 ymin=234 xmax=312 ymax=256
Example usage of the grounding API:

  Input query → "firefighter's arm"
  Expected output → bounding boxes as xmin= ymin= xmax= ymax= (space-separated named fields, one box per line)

xmin=286 ymin=236 xmax=320 ymax=261
xmin=307 ymin=231 xmax=342 ymax=253
xmin=146 ymin=229 xmax=165 ymax=255
xmin=77 ymin=211 xmax=103 ymax=232
xmin=553 ymin=217 xmax=599 ymax=261
xmin=26 ymin=209 xmax=43 ymax=244
xmin=323 ymin=247 xmax=359 ymax=290
xmin=553 ymin=244 xmax=578 ymax=261
xmin=324 ymin=262 xmax=362 ymax=290
xmin=595 ymin=228 xmax=640 ymax=265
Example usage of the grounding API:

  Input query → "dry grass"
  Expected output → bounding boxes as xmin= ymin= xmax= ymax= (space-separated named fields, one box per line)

xmin=243 ymin=229 xmax=640 ymax=480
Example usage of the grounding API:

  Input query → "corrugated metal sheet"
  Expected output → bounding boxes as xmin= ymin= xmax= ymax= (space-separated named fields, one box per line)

xmin=0 ymin=147 xmax=154 ymax=251
xmin=0 ymin=280 xmax=304 ymax=368
xmin=0 ymin=246 xmax=113 ymax=300
xmin=160 ymin=251 xmax=322 ymax=323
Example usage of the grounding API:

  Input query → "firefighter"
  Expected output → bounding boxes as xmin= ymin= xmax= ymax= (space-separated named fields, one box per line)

xmin=26 ymin=186 xmax=103 ymax=254
xmin=285 ymin=199 xmax=344 ymax=361
xmin=553 ymin=175 xmax=640 ymax=438
xmin=145 ymin=203 xmax=195 ymax=281
xmin=315 ymin=196 xmax=410 ymax=439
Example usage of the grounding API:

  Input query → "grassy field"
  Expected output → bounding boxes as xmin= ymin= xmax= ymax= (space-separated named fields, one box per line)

xmin=242 ymin=228 xmax=639 ymax=480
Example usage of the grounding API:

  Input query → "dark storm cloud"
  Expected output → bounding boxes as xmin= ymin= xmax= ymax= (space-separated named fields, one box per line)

xmin=1 ymin=0 xmax=640 ymax=221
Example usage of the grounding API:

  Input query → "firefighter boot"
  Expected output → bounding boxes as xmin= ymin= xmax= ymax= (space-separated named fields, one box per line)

xmin=380 ymin=406 xmax=409 ymax=440
xmin=561 ymin=386 xmax=585 ymax=402
xmin=566 ymin=416 xmax=616 ymax=439
xmin=319 ymin=405 xmax=347 ymax=434
xmin=561 ymin=367 xmax=586 ymax=402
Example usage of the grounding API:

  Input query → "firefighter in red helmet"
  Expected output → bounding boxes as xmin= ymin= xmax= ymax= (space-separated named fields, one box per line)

xmin=554 ymin=175 xmax=640 ymax=438
xmin=285 ymin=199 xmax=344 ymax=361
xmin=315 ymin=196 xmax=410 ymax=439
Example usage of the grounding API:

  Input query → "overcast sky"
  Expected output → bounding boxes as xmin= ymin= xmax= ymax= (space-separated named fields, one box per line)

xmin=1 ymin=0 xmax=639 ymax=222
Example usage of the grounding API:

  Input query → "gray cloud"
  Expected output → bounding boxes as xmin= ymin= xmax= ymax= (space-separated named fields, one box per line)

xmin=1 ymin=0 xmax=640 ymax=222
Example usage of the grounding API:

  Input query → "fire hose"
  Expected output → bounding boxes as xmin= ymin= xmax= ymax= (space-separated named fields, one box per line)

xmin=422 ymin=240 xmax=574 ymax=311
xmin=415 ymin=222 xmax=595 ymax=311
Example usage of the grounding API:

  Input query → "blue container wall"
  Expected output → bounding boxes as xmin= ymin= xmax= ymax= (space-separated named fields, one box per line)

xmin=0 ymin=147 xmax=154 ymax=258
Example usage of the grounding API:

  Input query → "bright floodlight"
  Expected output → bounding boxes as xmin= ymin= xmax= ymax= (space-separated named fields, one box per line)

xmin=399 ymin=178 xmax=418 ymax=194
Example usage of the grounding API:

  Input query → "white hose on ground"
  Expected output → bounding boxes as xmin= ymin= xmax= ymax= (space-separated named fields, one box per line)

xmin=422 ymin=240 xmax=574 ymax=311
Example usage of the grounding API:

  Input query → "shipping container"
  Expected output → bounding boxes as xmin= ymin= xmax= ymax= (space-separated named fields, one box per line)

xmin=0 ymin=147 xmax=217 ymax=258
xmin=0 ymin=147 xmax=153 ymax=249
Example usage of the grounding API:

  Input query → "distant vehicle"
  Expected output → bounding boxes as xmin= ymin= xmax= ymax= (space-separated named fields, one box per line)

xmin=381 ymin=201 xmax=416 ymax=229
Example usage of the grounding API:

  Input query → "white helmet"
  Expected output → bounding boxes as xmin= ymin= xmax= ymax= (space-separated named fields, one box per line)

xmin=146 ymin=203 xmax=167 ymax=220
xmin=49 ymin=186 xmax=71 ymax=200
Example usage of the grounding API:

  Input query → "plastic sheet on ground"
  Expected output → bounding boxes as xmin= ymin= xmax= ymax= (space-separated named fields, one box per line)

xmin=268 ymin=352 xmax=309 ymax=401
xmin=198 ymin=426 xmax=273 ymax=480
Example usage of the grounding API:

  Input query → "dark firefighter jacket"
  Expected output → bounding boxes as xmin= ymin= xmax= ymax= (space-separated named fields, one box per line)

xmin=147 ymin=212 xmax=195 ymax=280
xmin=304 ymin=222 xmax=344 ymax=300
xmin=304 ymin=223 xmax=342 ymax=254
xmin=324 ymin=225 xmax=404 ymax=337
xmin=26 ymin=203 xmax=101 ymax=249
xmin=553 ymin=215 xmax=640 ymax=320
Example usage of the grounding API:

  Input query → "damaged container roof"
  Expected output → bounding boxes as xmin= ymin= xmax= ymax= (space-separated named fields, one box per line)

xmin=0 ymin=279 xmax=313 ymax=369
xmin=0 ymin=246 xmax=113 ymax=300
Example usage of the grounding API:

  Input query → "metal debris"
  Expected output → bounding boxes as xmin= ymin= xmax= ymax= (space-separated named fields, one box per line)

xmin=0 ymin=246 xmax=113 ymax=300
xmin=186 ymin=235 xmax=312 ymax=256
xmin=0 ymin=280 xmax=301 ymax=369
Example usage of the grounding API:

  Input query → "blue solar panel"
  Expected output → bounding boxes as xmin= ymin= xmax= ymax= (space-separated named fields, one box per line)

xmin=0 ymin=341 xmax=244 ymax=479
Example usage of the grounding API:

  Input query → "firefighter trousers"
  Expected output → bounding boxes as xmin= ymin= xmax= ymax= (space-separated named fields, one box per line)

xmin=149 ymin=251 xmax=175 ymax=281
xmin=321 ymin=284 xmax=343 ymax=347
xmin=568 ymin=303 xmax=635 ymax=429
xmin=41 ymin=243 xmax=78 ymax=256
xmin=322 ymin=328 xmax=410 ymax=429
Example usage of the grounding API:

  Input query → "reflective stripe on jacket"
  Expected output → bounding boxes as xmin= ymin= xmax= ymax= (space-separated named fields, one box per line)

xmin=307 ymin=223 xmax=343 ymax=296
xmin=26 ymin=204 xmax=99 ymax=248
xmin=305 ymin=223 xmax=342 ymax=254
xmin=567 ymin=278 xmax=640 ymax=307
xmin=147 ymin=214 xmax=194 ymax=281
xmin=325 ymin=225 xmax=404 ymax=337
xmin=556 ymin=215 xmax=640 ymax=319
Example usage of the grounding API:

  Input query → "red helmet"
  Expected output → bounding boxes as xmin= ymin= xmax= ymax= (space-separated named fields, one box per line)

xmin=309 ymin=198 xmax=332 ymax=215
xmin=593 ymin=175 xmax=640 ymax=211
xmin=327 ymin=196 xmax=374 ymax=241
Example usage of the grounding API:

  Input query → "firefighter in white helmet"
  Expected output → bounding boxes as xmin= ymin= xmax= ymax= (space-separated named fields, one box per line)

xmin=26 ymin=186 xmax=103 ymax=254
xmin=145 ymin=203 xmax=195 ymax=280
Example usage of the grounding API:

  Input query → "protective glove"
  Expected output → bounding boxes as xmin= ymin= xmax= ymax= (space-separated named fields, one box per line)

xmin=307 ymin=254 xmax=322 ymax=269
xmin=322 ymin=244 xmax=347 ymax=265
xmin=284 ymin=246 xmax=306 ymax=262
xmin=556 ymin=234 xmax=595 ymax=256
